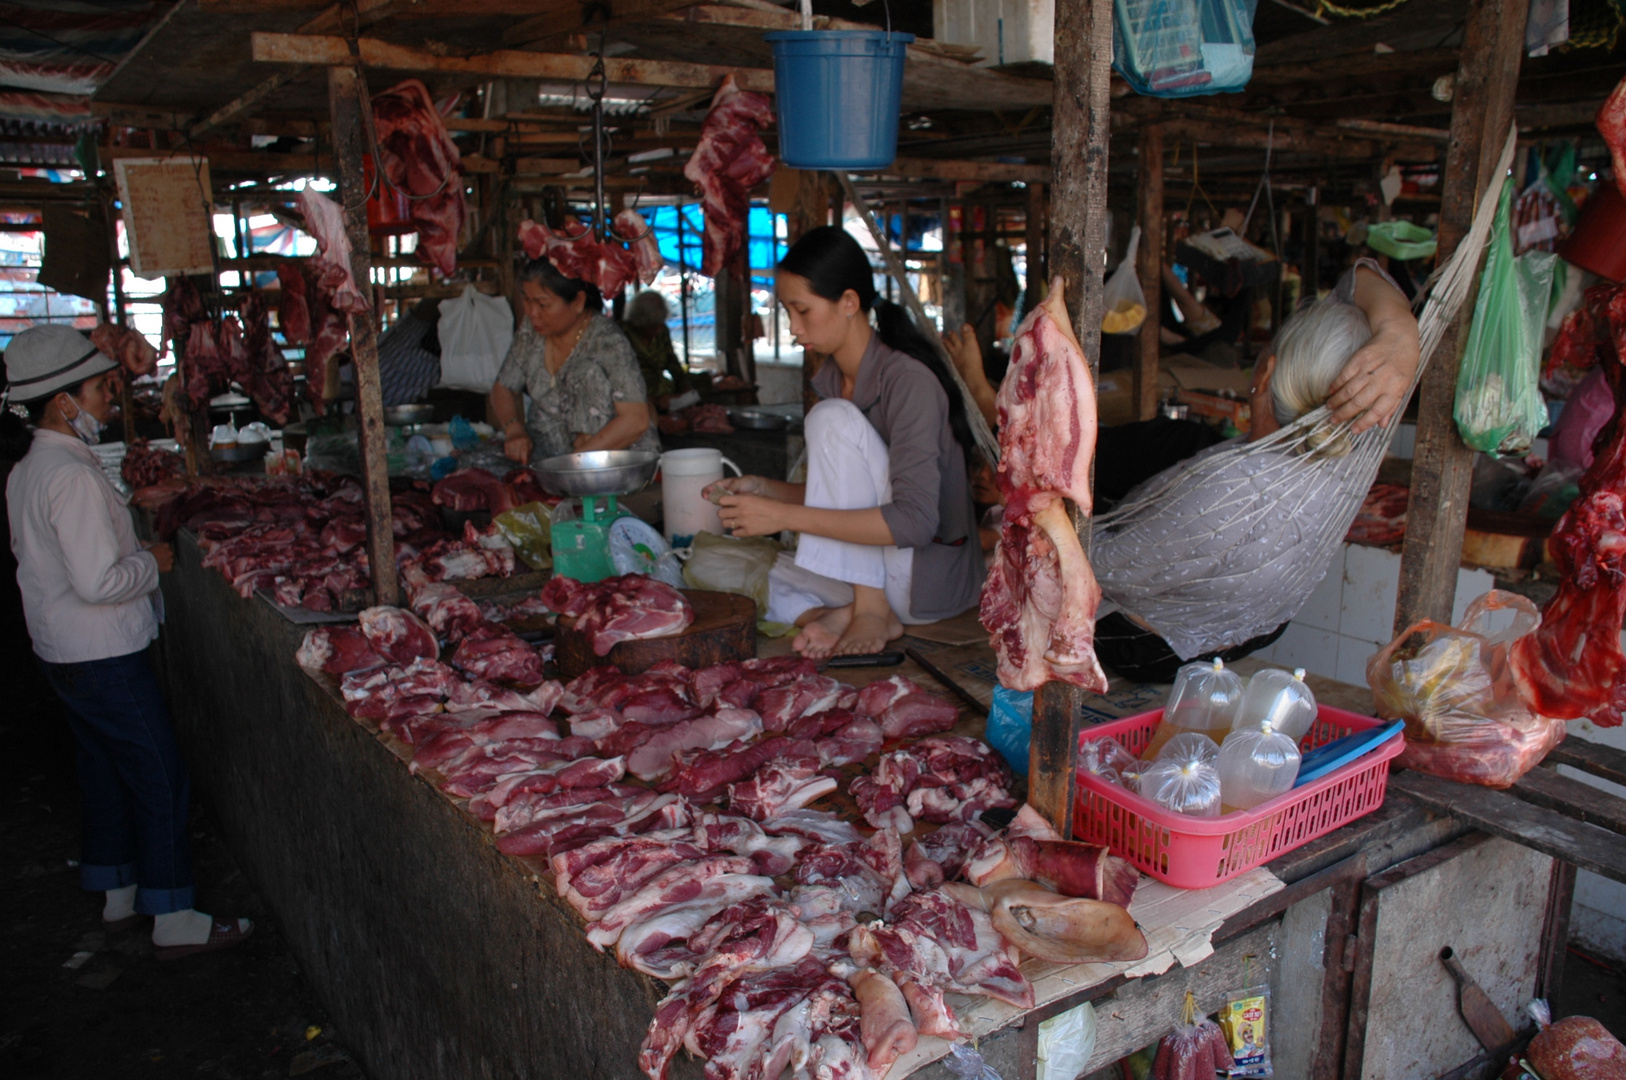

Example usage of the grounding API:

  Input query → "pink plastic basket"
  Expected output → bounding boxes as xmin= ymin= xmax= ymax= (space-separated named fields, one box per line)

xmin=1073 ymin=705 xmax=1403 ymax=889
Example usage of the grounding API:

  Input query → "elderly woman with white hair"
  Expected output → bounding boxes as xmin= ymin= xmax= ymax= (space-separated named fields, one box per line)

xmin=621 ymin=289 xmax=693 ymax=400
xmin=1089 ymin=259 xmax=1419 ymax=681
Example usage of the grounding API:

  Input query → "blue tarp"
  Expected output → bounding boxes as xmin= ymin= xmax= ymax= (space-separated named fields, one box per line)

xmin=646 ymin=205 xmax=785 ymax=285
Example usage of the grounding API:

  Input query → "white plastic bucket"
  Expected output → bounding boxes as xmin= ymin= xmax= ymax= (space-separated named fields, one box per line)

xmin=660 ymin=448 xmax=741 ymax=545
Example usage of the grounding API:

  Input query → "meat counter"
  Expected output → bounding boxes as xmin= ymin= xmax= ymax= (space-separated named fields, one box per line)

xmin=142 ymin=528 xmax=1575 ymax=1080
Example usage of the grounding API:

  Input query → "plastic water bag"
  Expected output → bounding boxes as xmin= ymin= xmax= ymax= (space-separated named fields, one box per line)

xmin=1081 ymin=736 xmax=1140 ymax=788
xmin=1217 ymin=722 xmax=1301 ymax=812
xmin=1140 ymin=734 xmax=1222 ymax=816
xmin=1234 ymin=667 xmax=1316 ymax=742
xmin=1145 ymin=657 xmax=1242 ymax=758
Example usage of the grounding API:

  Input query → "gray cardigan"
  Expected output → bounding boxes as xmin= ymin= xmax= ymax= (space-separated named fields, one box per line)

xmin=810 ymin=334 xmax=984 ymax=621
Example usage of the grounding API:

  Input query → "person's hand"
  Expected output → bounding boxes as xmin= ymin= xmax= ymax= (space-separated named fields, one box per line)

xmin=701 ymin=474 xmax=772 ymax=504
xmin=145 ymin=541 xmax=175 ymax=573
xmin=716 ymin=493 xmax=786 ymax=537
xmin=1325 ymin=325 xmax=1420 ymax=434
xmin=503 ymin=430 xmax=533 ymax=464
xmin=572 ymin=431 xmax=591 ymax=452
xmin=941 ymin=324 xmax=986 ymax=387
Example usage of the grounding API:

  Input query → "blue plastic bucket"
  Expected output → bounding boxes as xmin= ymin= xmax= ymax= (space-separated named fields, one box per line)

xmin=764 ymin=30 xmax=913 ymax=170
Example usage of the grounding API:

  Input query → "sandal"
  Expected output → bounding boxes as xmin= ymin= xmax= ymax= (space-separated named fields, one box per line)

xmin=153 ymin=917 xmax=254 ymax=961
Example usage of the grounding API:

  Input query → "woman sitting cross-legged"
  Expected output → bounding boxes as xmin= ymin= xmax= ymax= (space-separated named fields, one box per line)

xmin=705 ymin=227 xmax=984 ymax=659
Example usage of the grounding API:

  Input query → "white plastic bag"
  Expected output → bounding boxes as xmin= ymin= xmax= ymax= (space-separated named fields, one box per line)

xmin=1036 ymin=1001 xmax=1097 ymax=1080
xmin=437 ymin=284 xmax=514 ymax=392
xmin=1103 ymin=224 xmax=1148 ymax=335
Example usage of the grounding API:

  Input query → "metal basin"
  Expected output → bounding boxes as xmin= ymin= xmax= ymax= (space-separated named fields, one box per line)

xmin=728 ymin=407 xmax=790 ymax=430
xmin=534 ymin=449 xmax=660 ymax=497
xmin=384 ymin=403 xmax=435 ymax=425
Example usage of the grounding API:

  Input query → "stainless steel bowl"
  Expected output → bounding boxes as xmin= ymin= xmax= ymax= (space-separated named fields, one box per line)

xmin=728 ymin=407 xmax=790 ymax=430
xmin=534 ymin=449 xmax=660 ymax=497
xmin=384 ymin=403 xmax=435 ymax=426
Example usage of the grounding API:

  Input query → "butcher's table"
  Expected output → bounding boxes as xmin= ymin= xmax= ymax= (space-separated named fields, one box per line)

xmin=147 ymin=530 xmax=1582 ymax=1080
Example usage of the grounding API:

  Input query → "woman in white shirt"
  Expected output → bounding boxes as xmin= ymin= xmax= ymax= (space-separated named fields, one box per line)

xmin=3 ymin=325 xmax=250 ymax=959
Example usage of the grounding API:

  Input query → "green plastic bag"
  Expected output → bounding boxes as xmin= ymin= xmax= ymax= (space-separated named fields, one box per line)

xmin=493 ymin=501 xmax=552 ymax=570
xmin=1454 ymin=181 xmax=1558 ymax=456
xmin=1365 ymin=220 xmax=1437 ymax=261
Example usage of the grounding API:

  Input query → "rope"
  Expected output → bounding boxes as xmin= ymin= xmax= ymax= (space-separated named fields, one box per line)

xmin=1094 ymin=124 xmax=1519 ymax=656
xmin=1315 ymin=0 xmax=1412 ymax=18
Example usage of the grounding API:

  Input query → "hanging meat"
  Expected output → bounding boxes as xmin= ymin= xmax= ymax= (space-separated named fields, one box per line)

xmin=683 ymin=74 xmax=775 ymax=277
xmin=980 ymin=279 xmax=1109 ymax=692
xmin=517 ymin=218 xmax=640 ymax=298
xmin=371 ymin=79 xmax=467 ymax=278
xmin=614 ymin=208 xmax=664 ymax=285
xmin=236 ymin=291 xmax=296 ymax=425
xmin=1511 ymin=281 xmax=1626 ymax=726
xmin=276 ymin=263 xmax=311 ymax=345
xmin=1600 ymin=73 xmax=1626 ymax=202
xmin=297 ymin=188 xmax=369 ymax=314
xmin=89 ymin=322 xmax=157 ymax=378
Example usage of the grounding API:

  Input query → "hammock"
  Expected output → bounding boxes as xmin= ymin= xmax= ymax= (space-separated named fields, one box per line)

xmin=1090 ymin=125 xmax=1519 ymax=661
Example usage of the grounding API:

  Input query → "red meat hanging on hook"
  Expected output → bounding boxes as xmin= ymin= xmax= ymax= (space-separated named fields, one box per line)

xmin=683 ymin=75 xmax=775 ymax=278
xmin=517 ymin=217 xmax=641 ymax=298
xmin=370 ymin=78 xmax=467 ymax=278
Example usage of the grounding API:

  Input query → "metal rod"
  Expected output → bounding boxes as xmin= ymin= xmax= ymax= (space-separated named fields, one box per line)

xmin=677 ymin=204 xmax=691 ymax=365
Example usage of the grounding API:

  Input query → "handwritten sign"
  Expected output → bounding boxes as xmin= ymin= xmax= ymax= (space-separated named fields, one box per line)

xmin=114 ymin=156 xmax=215 ymax=278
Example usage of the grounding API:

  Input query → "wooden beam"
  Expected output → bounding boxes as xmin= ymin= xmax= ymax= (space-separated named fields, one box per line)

xmin=881 ymin=157 xmax=1049 ymax=184
xmin=104 ymin=144 xmax=335 ymax=176
xmin=252 ymin=32 xmax=773 ymax=94
xmin=1516 ymin=98 xmax=1612 ymax=131
xmin=1247 ymin=47 xmax=1460 ymax=88
xmin=1032 ymin=0 xmax=1115 ymax=839
xmin=1158 ymin=120 xmax=1437 ymax=162
xmin=327 ymin=64 xmax=398 ymax=608
xmin=1135 ymin=123 xmax=1162 ymax=422
xmin=1335 ymin=117 xmax=1450 ymax=141
xmin=187 ymin=67 xmax=310 ymax=141
xmin=200 ymin=0 xmax=541 ymax=12
xmin=504 ymin=0 xmax=702 ymax=49
xmin=1394 ymin=0 xmax=1529 ymax=634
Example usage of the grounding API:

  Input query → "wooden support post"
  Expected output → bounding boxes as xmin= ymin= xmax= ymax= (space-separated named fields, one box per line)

xmin=1030 ymin=0 xmax=1115 ymax=838
xmin=1023 ymin=181 xmax=1046 ymax=317
xmin=1394 ymin=0 xmax=1529 ymax=634
xmin=328 ymin=63 xmax=399 ymax=607
xmin=1135 ymin=123 xmax=1164 ymax=421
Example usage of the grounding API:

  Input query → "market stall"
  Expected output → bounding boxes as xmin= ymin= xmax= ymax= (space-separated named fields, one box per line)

xmin=11 ymin=0 xmax=1623 ymax=1076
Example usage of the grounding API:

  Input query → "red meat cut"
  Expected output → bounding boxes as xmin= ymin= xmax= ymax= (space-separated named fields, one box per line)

xmin=1511 ymin=282 xmax=1626 ymax=726
xmin=683 ymin=74 xmax=775 ymax=277
xmin=540 ymin=575 xmax=693 ymax=656
xmin=980 ymin=281 xmax=1108 ymax=693
xmin=297 ymin=188 xmax=369 ymax=314
xmin=371 ymin=79 xmax=467 ymax=278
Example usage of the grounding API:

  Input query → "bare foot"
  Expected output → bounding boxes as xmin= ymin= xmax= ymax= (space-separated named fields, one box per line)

xmin=833 ymin=610 xmax=903 ymax=657
xmin=793 ymin=604 xmax=853 ymax=660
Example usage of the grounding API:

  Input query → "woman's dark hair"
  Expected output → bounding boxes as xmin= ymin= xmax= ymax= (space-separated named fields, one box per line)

xmin=520 ymin=257 xmax=604 ymax=313
xmin=0 ymin=395 xmax=50 ymax=463
xmin=778 ymin=226 xmax=975 ymax=459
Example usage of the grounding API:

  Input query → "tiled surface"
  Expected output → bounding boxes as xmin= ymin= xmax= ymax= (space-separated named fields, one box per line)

xmin=1341 ymin=544 xmax=1402 ymax=644
xmin=1388 ymin=422 xmax=1417 ymax=460
xmin=1293 ymin=547 xmax=1345 ymax=633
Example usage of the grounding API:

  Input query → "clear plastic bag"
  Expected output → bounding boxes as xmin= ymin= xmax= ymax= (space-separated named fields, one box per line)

xmin=1080 ymin=735 xmax=1140 ymax=787
xmin=1367 ymin=590 xmax=1564 ymax=788
xmin=1234 ymin=666 xmax=1316 ymax=741
xmin=1145 ymin=657 xmax=1242 ymax=759
xmin=436 ymin=284 xmax=513 ymax=393
xmin=1217 ymin=722 xmax=1301 ymax=811
xmin=944 ymin=1043 xmax=1005 ymax=1080
xmin=1103 ymin=225 xmax=1148 ymax=335
xmin=1112 ymin=0 xmax=1258 ymax=100
xmin=1454 ymin=180 xmax=1559 ymax=456
xmin=680 ymin=530 xmax=783 ymax=616
xmin=1141 ymin=734 xmax=1222 ymax=816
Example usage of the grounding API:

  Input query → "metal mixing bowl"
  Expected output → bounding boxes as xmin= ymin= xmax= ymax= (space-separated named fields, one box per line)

xmin=534 ymin=450 xmax=660 ymax=497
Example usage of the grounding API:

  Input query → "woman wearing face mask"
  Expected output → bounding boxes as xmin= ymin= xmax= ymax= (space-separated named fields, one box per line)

xmin=2 ymin=325 xmax=252 ymax=959
xmin=706 ymin=227 xmax=983 ymax=658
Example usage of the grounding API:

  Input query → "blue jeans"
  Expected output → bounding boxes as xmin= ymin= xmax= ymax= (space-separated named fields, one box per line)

xmin=37 ymin=649 xmax=195 ymax=915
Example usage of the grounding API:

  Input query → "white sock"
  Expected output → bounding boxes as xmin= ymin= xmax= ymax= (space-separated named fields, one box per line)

xmin=103 ymin=884 xmax=138 ymax=922
xmin=152 ymin=908 xmax=216 ymax=947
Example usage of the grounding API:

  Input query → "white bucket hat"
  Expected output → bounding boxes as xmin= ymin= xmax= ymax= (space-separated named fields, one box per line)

xmin=3 ymin=325 xmax=118 ymax=405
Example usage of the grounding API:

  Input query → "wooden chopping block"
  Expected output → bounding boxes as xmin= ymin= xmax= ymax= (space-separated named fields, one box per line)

xmin=555 ymin=589 xmax=757 ymax=679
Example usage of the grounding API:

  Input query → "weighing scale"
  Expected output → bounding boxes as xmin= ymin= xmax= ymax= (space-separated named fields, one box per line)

xmin=534 ymin=450 xmax=662 ymax=584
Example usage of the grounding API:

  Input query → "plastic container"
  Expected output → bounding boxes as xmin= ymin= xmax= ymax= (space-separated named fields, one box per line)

xmin=1144 ymin=657 xmax=1243 ymax=759
xmin=660 ymin=447 xmax=741 ymax=546
xmin=1233 ymin=667 xmax=1316 ymax=742
xmin=1074 ymin=704 xmax=1404 ymax=888
xmin=1216 ymin=722 xmax=1301 ymax=813
xmin=765 ymin=30 xmax=913 ymax=169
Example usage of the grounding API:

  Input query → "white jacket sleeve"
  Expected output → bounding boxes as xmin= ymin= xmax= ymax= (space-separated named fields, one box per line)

xmin=49 ymin=469 xmax=159 ymax=606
